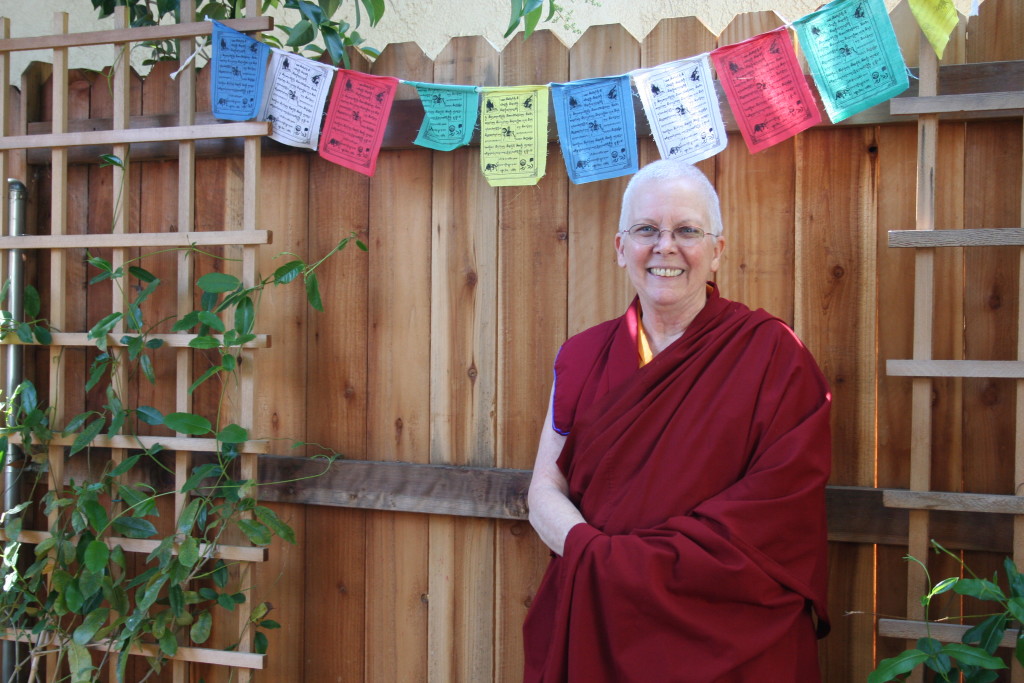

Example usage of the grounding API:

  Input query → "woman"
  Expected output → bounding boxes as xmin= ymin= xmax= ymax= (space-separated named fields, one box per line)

xmin=523 ymin=160 xmax=831 ymax=682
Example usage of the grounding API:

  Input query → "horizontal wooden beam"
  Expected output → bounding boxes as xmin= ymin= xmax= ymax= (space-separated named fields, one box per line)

xmin=884 ymin=489 xmax=1024 ymax=515
xmin=0 ymin=121 xmax=269 ymax=151
xmin=0 ymin=229 xmax=271 ymax=249
xmin=887 ymin=359 xmax=1024 ymax=378
xmin=878 ymin=619 xmax=1020 ymax=648
xmin=889 ymin=228 xmax=1024 ymax=247
xmin=0 ymin=17 xmax=273 ymax=53
xmin=2 ymin=332 xmax=270 ymax=349
xmin=0 ymin=629 xmax=265 ymax=668
xmin=8 ymin=433 xmax=270 ymax=454
xmin=890 ymin=91 xmax=1024 ymax=115
xmin=0 ymin=529 xmax=267 ymax=562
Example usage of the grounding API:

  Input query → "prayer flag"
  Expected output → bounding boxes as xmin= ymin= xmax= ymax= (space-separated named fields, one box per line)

xmin=908 ymin=0 xmax=959 ymax=59
xmin=550 ymin=75 xmax=638 ymax=184
xmin=711 ymin=28 xmax=822 ymax=154
xmin=794 ymin=0 xmax=909 ymax=123
xmin=210 ymin=20 xmax=269 ymax=121
xmin=632 ymin=55 xmax=728 ymax=164
xmin=319 ymin=70 xmax=399 ymax=177
xmin=479 ymin=86 xmax=549 ymax=187
xmin=257 ymin=49 xmax=334 ymax=150
xmin=407 ymin=82 xmax=479 ymax=152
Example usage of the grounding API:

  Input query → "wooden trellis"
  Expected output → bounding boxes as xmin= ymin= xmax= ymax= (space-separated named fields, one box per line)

xmin=0 ymin=3 xmax=274 ymax=680
xmin=877 ymin=26 xmax=1024 ymax=683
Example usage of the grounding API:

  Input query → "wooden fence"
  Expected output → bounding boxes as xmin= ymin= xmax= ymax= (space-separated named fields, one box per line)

xmin=2 ymin=0 xmax=1023 ymax=680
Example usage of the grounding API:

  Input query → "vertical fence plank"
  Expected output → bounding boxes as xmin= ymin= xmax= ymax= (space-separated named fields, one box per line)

xmin=796 ymin=126 xmax=878 ymax=681
xmin=425 ymin=35 xmax=500 ymax=683
xmin=495 ymin=28 xmax=569 ymax=682
xmin=565 ymin=25 xmax=638 ymax=336
xmin=303 ymin=154 xmax=371 ymax=682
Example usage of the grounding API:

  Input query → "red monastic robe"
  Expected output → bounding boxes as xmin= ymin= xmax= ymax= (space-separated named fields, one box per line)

xmin=523 ymin=285 xmax=831 ymax=682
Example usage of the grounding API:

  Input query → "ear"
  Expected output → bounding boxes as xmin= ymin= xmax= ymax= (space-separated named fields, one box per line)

xmin=615 ymin=232 xmax=627 ymax=268
xmin=709 ymin=235 xmax=726 ymax=273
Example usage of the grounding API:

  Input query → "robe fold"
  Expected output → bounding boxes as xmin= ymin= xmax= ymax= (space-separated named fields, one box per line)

xmin=523 ymin=284 xmax=831 ymax=682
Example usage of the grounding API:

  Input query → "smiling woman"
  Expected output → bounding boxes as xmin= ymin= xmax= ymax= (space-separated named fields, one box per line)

xmin=524 ymin=159 xmax=833 ymax=682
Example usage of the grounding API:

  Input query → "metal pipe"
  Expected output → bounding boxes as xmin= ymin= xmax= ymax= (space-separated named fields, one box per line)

xmin=3 ymin=178 xmax=26 ymax=683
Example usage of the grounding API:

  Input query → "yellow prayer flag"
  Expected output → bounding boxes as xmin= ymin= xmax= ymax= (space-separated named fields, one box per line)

xmin=908 ymin=0 xmax=959 ymax=59
xmin=479 ymin=86 xmax=549 ymax=187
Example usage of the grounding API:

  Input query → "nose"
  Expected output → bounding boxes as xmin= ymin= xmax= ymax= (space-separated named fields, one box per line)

xmin=653 ymin=229 xmax=678 ymax=252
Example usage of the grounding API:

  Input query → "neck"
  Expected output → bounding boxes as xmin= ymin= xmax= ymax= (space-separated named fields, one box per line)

xmin=639 ymin=292 xmax=708 ymax=355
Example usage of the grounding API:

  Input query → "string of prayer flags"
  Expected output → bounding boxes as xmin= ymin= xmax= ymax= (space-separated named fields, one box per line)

xmin=407 ymin=82 xmax=479 ymax=152
xmin=632 ymin=55 xmax=727 ymax=164
xmin=210 ymin=20 xmax=269 ymax=121
xmin=550 ymin=76 xmax=637 ymax=184
xmin=257 ymin=49 xmax=335 ymax=150
xmin=479 ymin=86 xmax=549 ymax=187
xmin=319 ymin=71 xmax=399 ymax=177
xmin=907 ymin=0 xmax=959 ymax=59
xmin=794 ymin=0 xmax=909 ymax=123
xmin=711 ymin=27 xmax=822 ymax=154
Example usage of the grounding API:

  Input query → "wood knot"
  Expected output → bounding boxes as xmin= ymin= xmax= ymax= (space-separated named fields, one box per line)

xmin=832 ymin=265 xmax=845 ymax=279
xmin=467 ymin=364 xmax=478 ymax=380
xmin=465 ymin=270 xmax=478 ymax=287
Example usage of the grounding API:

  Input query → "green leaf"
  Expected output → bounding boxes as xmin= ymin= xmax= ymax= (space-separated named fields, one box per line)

xmin=285 ymin=19 xmax=316 ymax=46
xmin=72 ymin=606 xmax=110 ymax=646
xmin=273 ymin=260 xmax=304 ymax=285
xmin=126 ymin=302 xmax=143 ymax=330
xmin=305 ymin=272 xmax=323 ymax=311
xmin=189 ymin=364 xmax=223 ymax=394
xmin=198 ymin=310 xmax=226 ymax=332
xmin=163 ymin=412 xmax=212 ymax=435
xmin=254 ymin=505 xmax=296 ymax=544
xmin=88 ymin=311 xmax=123 ymax=340
xmin=320 ymin=25 xmax=344 ymax=65
xmin=129 ymin=265 xmax=157 ymax=283
xmin=14 ymin=322 xmax=32 ymax=343
xmin=254 ymin=630 xmax=269 ymax=654
xmin=110 ymin=452 xmax=142 ymax=477
xmin=964 ymin=613 xmax=1008 ymax=655
xmin=868 ymin=649 xmax=930 ymax=683
xmin=32 ymin=324 xmax=52 ymax=345
xmin=84 ymin=540 xmax=110 ymax=574
xmin=188 ymin=335 xmax=222 ymax=350
xmin=173 ymin=310 xmax=200 ymax=332
xmin=98 ymin=153 xmax=124 ymax=168
xmin=1008 ymin=597 xmax=1024 ymax=625
xmin=213 ymin=559 xmax=229 ymax=588
xmin=62 ymin=411 xmax=90 ymax=436
xmin=64 ymin=580 xmax=85 ymax=613
xmin=82 ymin=499 xmax=109 ymax=534
xmin=191 ymin=610 xmax=213 ymax=644
xmin=182 ymin=463 xmax=223 ymax=493
xmin=23 ymin=285 xmax=40 ymax=319
xmin=112 ymin=516 xmax=158 ymax=539
xmin=955 ymin=578 xmax=1006 ymax=602
xmin=217 ymin=423 xmax=249 ymax=444
xmin=197 ymin=272 xmax=241 ymax=293
xmin=178 ymin=534 xmax=200 ymax=568
xmin=504 ymin=0 xmax=525 ymax=37
xmin=234 ymin=295 xmax=255 ymax=335
xmin=136 ymin=405 xmax=164 ymax=426
xmin=177 ymin=498 xmax=202 ymax=534
xmin=942 ymin=642 xmax=1007 ymax=669
xmin=70 ymin=418 xmax=105 ymax=456
xmin=237 ymin=518 xmax=273 ymax=546
xmin=67 ymin=640 xmax=94 ymax=683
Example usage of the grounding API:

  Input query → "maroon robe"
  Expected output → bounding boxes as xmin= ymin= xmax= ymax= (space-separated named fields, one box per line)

xmin=523 ymin=284 xmax=831 ymax=682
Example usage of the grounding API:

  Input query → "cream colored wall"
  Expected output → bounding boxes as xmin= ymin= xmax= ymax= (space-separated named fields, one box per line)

xmin=3 ymin=0 xmax=978 ymax=82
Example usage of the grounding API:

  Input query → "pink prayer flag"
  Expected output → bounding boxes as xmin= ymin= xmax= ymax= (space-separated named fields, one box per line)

xmin=711 ymin=28 xmax=822 ymax=154
xmin=319 ymin=70 xmax=399 ymax=177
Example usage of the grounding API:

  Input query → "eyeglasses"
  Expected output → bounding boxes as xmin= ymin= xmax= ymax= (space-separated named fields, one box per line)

xmin=622 ymin=224 xmax=717 ymax=246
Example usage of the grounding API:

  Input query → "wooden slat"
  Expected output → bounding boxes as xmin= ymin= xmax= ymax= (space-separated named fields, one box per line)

xmin=8 ymin=432 xmax=270 ymax=453
xmin=1 ymin=332 xmax=269 ymax=348
xmin=0 ymin=529 xmax=267 ymax=562
xmin=0 ymin=17 xmax=272 ymax=53
xmin=0 ymin=630 xmax=265 ymax=669
xmin=887 ymin=359 xmax=1024 ymax=377
xmin=884 ymin=489 xmax=1024 ymax=514
xmin=878 ymin=619 xmax=1021 ymax=647
xmin=891 ymin=91 xmax=1024 ymax=116
xmin=889 ymin=228 xmax=1024 ymax=247
xmin=0 ymin=229 xmax=270 ymax=249
xmin=0 ymin=121 xmax=269 ymax=151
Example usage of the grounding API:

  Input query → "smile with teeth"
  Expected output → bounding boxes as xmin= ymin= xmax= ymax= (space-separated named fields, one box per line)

xmin=648 ymin=267 xmax=683 ymax=277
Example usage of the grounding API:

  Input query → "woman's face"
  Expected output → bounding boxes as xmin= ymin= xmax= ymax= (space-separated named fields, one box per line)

xmin=615 ymin=176 xmax=725 ymax=320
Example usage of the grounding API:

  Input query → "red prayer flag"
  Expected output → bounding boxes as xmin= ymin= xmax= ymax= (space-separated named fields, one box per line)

xmin=319 ymin=70 xmax=399 ymax=177
xmin=711 ymin=28 xmax=822 ymax=154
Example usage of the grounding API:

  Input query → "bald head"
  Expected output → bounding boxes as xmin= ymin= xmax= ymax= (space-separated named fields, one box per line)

xmin=618 ymin=160 xmax=723 ymax=237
